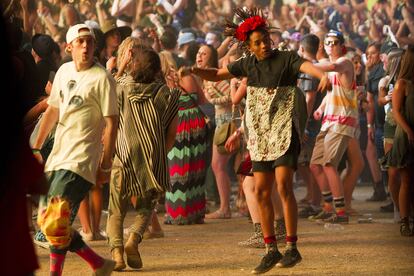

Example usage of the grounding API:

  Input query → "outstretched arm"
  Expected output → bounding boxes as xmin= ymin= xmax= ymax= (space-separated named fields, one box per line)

xmin=188 ymin=67 xmax=235 ymax=82
xmin=299 ymin=61 xmax=331 ymax=92
xmin=314 ymin=58 xmax=352 ymax=74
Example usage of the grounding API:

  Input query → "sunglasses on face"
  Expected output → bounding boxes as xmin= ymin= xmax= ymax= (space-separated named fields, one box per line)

xmin=324 ymin=40 xmax=340 ymax=46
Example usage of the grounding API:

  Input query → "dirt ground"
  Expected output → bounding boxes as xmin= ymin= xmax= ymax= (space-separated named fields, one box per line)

xmin=34 ymin=186 xmax=414 ymax=276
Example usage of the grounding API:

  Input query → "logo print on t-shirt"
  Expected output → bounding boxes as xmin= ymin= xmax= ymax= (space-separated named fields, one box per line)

xmin=69 ymin=95 xmax=83 ymax=107
xmin=67 ymin=80 xmax=77 ymax=91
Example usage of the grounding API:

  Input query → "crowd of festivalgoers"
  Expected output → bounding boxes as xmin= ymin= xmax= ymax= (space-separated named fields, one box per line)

xmin=1 ymin=0 xmax=414 ymax=275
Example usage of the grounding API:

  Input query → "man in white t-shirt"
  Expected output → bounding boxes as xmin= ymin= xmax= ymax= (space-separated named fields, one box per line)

xmin=32 ymin=24 xmax=119 ymax=276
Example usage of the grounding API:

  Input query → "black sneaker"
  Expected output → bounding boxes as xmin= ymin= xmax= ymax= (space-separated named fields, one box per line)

xmin=251 ymin=249 xmax=283 ymax=274
xmin=276 ymin=248 xmax=302 ymax=268
xmin=299 ymin=206 xmax=321 ymax=218
xmin=400 ymin=221 xmax=413 ymax=237
xmin=366 ymin=191 xmax=387 ymax=202
xmin=380 ymin=202 xmax=394 ymax=213
xmin=308 ymin=210 xmax=333 ymax=222
xmin=323 ymin=214 xmax=349 ymax=224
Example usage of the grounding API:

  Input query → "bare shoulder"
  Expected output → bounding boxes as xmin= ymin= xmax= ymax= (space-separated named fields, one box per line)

xmin=336 ymin=56 xmax=353 ymax=66
xmin=395 ymin=79 xmax=408 ymax=96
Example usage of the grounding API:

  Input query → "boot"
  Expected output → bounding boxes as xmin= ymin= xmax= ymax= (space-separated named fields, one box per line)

xmin=366 ymin=182 xmax=387 ymax=201
xmin=124 ymin=233 xmax=143 ymax=269
xmin=238 ymin=223 xmax=264 ymax=248
xmin=400 ymin=217 xmax=413 ymax=237
xmin=111 ymin=247 xmax=126 ymax=271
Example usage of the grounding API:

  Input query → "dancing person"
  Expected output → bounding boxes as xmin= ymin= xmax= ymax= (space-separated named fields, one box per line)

xmin=226 ymin=78 xmax=286 ymax=248
xmin=106 ymin=38 xmax=180 ymax=270
xmin=184 ymin=8 xmax=330 ymax=274
xmin=310 ymin=30 xmax=358 ymax=224
xmin=31 ymin=24 xmax=119 ymax=276
xmin=164 ymin=55 xmax=209 ymax=225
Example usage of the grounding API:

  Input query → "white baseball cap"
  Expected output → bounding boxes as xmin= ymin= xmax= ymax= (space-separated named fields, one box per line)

xmin=66 ymin=24 xmax=95 ymax=44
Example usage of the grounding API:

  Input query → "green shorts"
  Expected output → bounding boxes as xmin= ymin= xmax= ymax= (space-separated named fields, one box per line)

xmin=44 ymin=169 xmax=92 ymax=223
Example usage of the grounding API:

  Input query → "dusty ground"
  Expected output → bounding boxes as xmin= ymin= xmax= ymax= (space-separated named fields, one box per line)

xmin=34 ymin=186 xmax=414 ymax=275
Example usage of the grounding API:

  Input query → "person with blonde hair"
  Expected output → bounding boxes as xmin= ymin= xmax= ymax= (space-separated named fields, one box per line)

xmin=106 ymin=37 xmax=180 ymax=270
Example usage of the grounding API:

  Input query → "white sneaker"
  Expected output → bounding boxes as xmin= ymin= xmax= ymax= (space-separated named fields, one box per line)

xmin=78 ymin=228 xmax=94 ymax=241
xmin=33 ymin=238 xmax=49 ymax=249
xmin=33 ymin=231 xmax=49 ymax=249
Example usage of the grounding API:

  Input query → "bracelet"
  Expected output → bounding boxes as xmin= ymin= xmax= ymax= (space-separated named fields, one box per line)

xmin=367 ymin=124 xmax=373 ymax=128
xmin=32 ymin=148 xmax=41 ymax=154
xmin=100 ymin=166 xmax=112 ymax=173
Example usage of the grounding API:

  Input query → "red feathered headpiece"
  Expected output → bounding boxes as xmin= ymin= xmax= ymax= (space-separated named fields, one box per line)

xmin=235 ymin=15 xmax=267 ymax=42
xmin=224 ymin=8 xmax=271 ymax=45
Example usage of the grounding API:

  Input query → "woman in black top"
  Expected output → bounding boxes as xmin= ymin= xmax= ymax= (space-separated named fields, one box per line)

xmin=185 ymin=8 xmax=330 ymax=274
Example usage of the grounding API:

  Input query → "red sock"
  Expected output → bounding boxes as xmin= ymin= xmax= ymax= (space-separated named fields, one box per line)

xmin=50 ymin=252 xmax=66 ymax=276
xmin=75 ymin=245 xmax=104 ymax=270
xmin=264 ymin=235 xmax=276 ymax=244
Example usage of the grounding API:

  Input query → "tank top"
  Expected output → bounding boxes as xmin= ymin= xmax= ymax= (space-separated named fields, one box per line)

xmin=321 ymin=71 xmax=359 ymax=137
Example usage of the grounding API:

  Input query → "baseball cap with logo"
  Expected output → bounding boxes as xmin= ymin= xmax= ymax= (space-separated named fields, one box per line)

xmin=66 ymin=24 xmax=95 ymax=44
xmin=325 ymin=30 xmax=345 ymax=44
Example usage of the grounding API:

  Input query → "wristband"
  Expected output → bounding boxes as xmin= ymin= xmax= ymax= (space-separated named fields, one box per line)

xmin=32 ymin=148 xmax=41 ymax=154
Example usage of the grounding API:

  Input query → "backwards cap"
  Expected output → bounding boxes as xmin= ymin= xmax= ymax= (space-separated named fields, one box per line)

xmin=325 ymin=30 xmax=345 ymax=44
xmin=66 ymin=24 xmax=95 ymax=44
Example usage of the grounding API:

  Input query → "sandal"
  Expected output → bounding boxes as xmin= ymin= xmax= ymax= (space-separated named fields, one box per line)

xmin=205 ymin=210 xmax=231 ymax=219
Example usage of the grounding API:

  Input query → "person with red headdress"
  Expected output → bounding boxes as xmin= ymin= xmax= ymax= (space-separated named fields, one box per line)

xmin=183 ymin=8 xmax=330 ymax=274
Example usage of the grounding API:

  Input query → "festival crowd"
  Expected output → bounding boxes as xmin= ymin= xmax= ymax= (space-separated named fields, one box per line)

xmin=1 ymin=0 xmax=414 ymax=275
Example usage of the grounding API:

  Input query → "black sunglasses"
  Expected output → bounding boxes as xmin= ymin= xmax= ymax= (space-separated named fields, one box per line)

xmin=325 ymin=40 xmax=340 ymax=46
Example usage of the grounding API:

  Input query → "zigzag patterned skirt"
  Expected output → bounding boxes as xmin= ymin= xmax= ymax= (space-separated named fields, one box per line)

xmin=164 ymin=94 xmax=208 ymax=225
